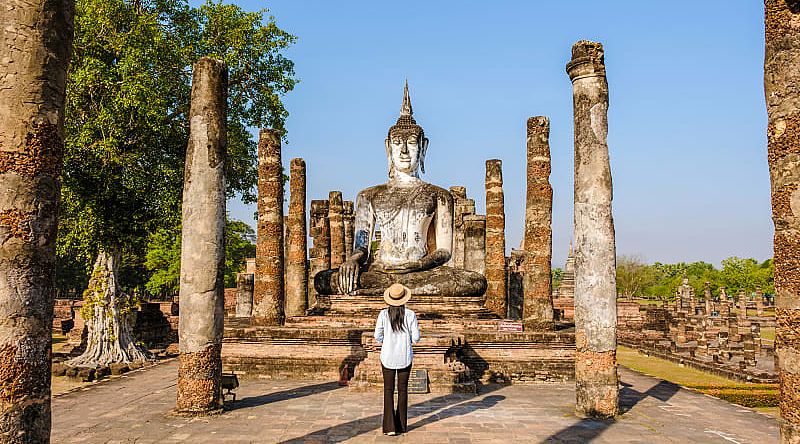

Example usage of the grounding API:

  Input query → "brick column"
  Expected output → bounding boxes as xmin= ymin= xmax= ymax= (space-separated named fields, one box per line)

xmin=522 ymin=116 xmax=555 ymax=330
xmin=253 ymin=129 xmax=284 ymax=325
xmin=177 ymin=58 xmax=227 ymax=415
xmin=449 ymin=186 xmax=468 ymax=268
xmin=308 ymin=200 xmax=331 ymax=308
xmin=328 ymin=191 xmax=346 ymax=270
xmin=764 ymin=7 xmax=800 ymax=436
xmin=485 ymin=159 xmax=507 ymax=317
xmin=343 ymin=200 xmax=355 ymax=259
xmin=464 ymin=215 xmax=487 ymax=276
xmin=567 ymin=40 xmax=618 ymax=418
xmin=285 ymin=158 xmax=308 ymax=317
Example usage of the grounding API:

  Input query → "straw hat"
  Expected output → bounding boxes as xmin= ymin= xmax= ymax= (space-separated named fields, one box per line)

xmin=383 ymin=283 xmax=412 ymax=306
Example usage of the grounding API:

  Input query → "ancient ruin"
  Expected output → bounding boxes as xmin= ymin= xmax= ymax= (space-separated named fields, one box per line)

xmin=567 ymin=40 xmax=619 ymax=418
xmin=328 ymin=191 xmax=346 ymax=270
xmin=253 ymin=129 xmax=285 ymax=325
xmin=765 ymin=1 xmax=800 ymax=441
xmin=0 ymin=1 xmax=74 ymax=440
xmin=522 ymin=116 xmax=555 ymax=330
xmin=176 ymin=58 xmax=228 ymax=415
xmin=485 ymin=160 xmax=508 ymax=317
xmin=285 ymin=158 xmax=308 ymax=317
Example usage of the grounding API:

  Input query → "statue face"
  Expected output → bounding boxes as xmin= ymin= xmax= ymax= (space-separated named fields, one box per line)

xmin=386 ymin=130 xmax=428 ymax=176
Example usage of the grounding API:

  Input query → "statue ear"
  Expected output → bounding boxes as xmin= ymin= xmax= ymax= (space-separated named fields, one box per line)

xmin=385 ymin=138 xmax=394 ymax=178
xmin=419 ymin=137 xmax=429 ymax=174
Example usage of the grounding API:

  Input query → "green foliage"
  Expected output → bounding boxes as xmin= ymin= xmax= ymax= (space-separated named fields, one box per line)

xmin=551 ymin=268 xmax=563 ymax=289
xmin=224 ymin=220 xmax=256 ymax=287
xmin=57 ymin=0 xmax=296 ymax=294
xmin=144 ymin=218 xmax=255 ymax=297
xmin=615 ymin=256 xmax=773 ymax=300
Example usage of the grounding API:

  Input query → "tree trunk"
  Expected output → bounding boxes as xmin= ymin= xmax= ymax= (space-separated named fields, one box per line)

xmin=0 ymin=1 xmax=74 ymax=441
xmin=68 ymin=251 xmax=149 ymax=367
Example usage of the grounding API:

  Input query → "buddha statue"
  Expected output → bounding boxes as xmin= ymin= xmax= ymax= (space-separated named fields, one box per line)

xmin=314 ymin=82 xmax=487 ymax=297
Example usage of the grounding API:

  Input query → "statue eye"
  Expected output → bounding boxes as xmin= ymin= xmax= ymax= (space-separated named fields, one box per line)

xmin=392 ymin=137 xmax=402 ymax=144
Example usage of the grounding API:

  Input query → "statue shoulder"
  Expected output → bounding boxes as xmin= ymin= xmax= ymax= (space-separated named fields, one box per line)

xmin=357 ymin=184 xmax=387 ymax=201
xmin=427 ymin=184 xmax=453 ymax=206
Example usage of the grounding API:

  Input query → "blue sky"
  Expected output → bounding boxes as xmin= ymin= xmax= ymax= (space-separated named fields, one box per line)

xmin=221 ymin=1 xmax=770 ymax=267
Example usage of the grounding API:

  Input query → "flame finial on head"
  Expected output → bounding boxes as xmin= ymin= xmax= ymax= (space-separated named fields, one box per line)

xmin=400 ymin=79 xmax=413 ymax=117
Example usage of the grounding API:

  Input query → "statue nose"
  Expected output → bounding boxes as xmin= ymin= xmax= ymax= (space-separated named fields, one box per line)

xmin=400 ymin=143 xmax=409 ymax=155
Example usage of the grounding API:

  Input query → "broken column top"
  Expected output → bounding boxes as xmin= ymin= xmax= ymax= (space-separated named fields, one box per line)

xmin=329 ymin=191 xmax=343 ymax=206
xmin=527 ymin=116 xmax=550 ymax=132
xmin=450 ymin=186 xmax=467 ymax=200
xmin=566 ymin=40 xmax=606 ymax=80
xmin=343 ymin=200 xmax=354 ymax=214
xmin=311 ymin=199 xmax=329 ymax=215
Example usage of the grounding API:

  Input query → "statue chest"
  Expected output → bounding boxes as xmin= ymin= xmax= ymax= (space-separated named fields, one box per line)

xmin=372 ymin=189 xmax=436 ymax=260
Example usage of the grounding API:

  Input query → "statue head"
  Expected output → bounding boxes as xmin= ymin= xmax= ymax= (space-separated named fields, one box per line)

xmin=386 ymin=81 xmax=429 ymax=178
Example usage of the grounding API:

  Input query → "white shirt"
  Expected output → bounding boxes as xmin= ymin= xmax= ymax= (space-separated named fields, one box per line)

xmin=373 ymin=308 xmax=421 ymax=369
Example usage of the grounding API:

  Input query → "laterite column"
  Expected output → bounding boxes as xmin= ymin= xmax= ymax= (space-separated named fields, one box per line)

xmin=177 ymin=58 xmax=227 ymax=415
xmin=308 ymin=200 xmax=331 ymax=308
xmin=285 ymin=158 xmax=308 ymax=317
xmin=253 ymin=129 xmax=284 ymax=325
xmin=523 ymin=116 xmax=555 ymax=330
xmin=485 ymin=160 xmax=507 ymax=317
xmin=329 ymin=191 xmax=346 ymax=269
xmin=567 ymin=40 xmax=618 ymax=418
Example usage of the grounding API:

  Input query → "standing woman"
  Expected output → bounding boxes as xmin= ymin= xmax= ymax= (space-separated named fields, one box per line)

xmin=374 ymin=283 xmax=421 ymax=436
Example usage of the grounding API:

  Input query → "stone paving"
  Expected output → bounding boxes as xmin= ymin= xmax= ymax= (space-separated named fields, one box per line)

xmin=52 ymin=359 xmax=778 ymax=443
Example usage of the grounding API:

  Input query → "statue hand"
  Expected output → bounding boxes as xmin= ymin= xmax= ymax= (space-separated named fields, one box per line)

xmin=339 ymin=259 xmax=360 ymax=294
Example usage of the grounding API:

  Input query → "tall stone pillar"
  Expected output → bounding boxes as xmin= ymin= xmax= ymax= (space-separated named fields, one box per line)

xmin=285 ymin=158 xmax=308 ymax=317
xmin=177 ymin=58 xmax=227 ymax=415
xmin=567 ymin=40 xmax=618 ymax=419
xmin=450 ymin=186 xmax=468 ymax=268
xmin=765 ymin=4 xmax=800 ymax=436
xmin=308 ymin=200 xmax=331 ymax=309
xmin=343 ymin=200 xmax=355 ymax=259
xmin=0 ymin=1 xmax=74 ymax=439
xmin=328 ymin=191 xmax=346 ymax=270
xmin=522 ymin=116 xmax=555 ymax=330
xmin=464 ymin=215 xmax=487 ymax=275
xmin=485 ymin=159 xmax=507 ymax=317
xmin=253 ymin=129 xmax=284 ymax=325
xmin=236 ymin=273 xmax=254 ymax=317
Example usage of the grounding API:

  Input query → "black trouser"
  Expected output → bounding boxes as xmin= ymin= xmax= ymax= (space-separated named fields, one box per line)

xmin=381 ymin=363 xmax=412 ymax=434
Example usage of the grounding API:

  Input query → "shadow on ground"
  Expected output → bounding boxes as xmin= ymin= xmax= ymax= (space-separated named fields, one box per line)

xmin=543 ymin=379 xmax=681 ymax=443
xmin=278 ymin=385 xmax=504 ymax=443
xmin=226 ymin=381 xmax=343 ymax=411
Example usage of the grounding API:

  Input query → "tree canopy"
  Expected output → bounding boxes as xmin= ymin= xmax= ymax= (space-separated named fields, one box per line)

xmin=613 ymin=256 xmax=774 ymax=300
xmin=56 ymin=0 xmax=296 ymax=295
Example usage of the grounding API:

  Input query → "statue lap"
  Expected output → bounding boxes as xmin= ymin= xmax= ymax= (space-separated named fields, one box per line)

xmin=314 ymin=266 xmax=487 ymax=296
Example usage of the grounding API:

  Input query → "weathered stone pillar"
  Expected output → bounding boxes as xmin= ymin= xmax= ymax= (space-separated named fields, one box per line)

xmin=756 ymin=287 xmax=764 ymax=316
xmin=285 ymin=158 xmax=308 ymax=317
xmin=253 ymin=129 xmax=284 ymax=325
xmin=463 ymin=215 xmax=487 ymax=275
xmin=328 ymin=191 xmax=346 ymax=270
xmin=485 ymin=159 xmax=507 ymax=317
xmin=567 ymin=40 xmax=618 ymax=419
xmin=177 ymin=58 xmax=227 ymax=415
xmin=343 ymin=200 xmax=355 ymax=259
xmin=522 ymin=116 xmax=555 ymax=330
xmin=0 ymin=1 xmax=74 ymax=439
xmin=235 ymin=273 xmax=254 ymax=317
xmin=449 ymin=186 xmax=472 ymax=268
xmin=739 ymin=290 xmax=747 ymax=319
xmin=704 ymin=282 xmax=713 ymax=316
xmin=308 ymin=200 xmax=331 ymax=309
xmin=765 ymin=7 xmax=800 ymax=436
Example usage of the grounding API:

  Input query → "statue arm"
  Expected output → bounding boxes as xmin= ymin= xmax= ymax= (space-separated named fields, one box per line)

xmin=339 ymin=191 xmax=373 ymax=293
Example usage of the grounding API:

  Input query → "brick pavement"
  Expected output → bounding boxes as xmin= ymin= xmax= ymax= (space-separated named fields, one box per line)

xmin=51 ymin=359 xmax=778 ymax=443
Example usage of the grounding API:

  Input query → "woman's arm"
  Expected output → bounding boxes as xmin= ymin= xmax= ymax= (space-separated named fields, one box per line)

xmin=373 ymin=311 xmax=384 ymax=343
xmin=409 ymin=311 xmax=420 ymax=344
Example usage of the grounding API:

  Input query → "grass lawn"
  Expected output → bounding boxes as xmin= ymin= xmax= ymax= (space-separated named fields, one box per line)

xmin=618 ymin=345 xmax=779 ymax=417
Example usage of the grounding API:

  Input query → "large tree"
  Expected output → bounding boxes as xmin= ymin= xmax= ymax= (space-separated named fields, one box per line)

xmin=61 ymin=0 xmax=296 ymax=366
